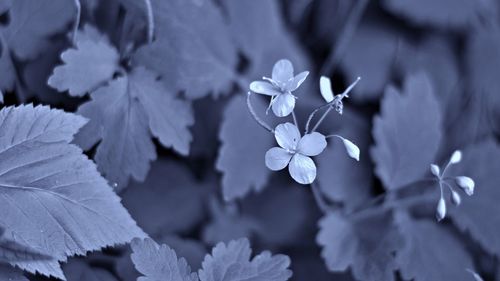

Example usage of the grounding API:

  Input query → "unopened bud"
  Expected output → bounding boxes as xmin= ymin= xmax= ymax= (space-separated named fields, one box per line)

xmin=456 ymin=176 xmax=474 ymax=196
xmin=449 ymin=150 xmax=462 ymax=164
xmin=430 ymin=164 xmax=440 ymax=177
xmin=436 ymin=197 xmax=446 ymax=221
xmin=342 ymin=138 xmax=360 ymax=161
xmin=451 ymin=190 xmax=461 ymax=206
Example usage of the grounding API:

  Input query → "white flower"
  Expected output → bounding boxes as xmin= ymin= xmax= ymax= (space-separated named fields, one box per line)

xmin=456 ymin=176 xmax=475 ymax=196
xmin=449 ymin=150 xmax=462 ymax=164
xmin=265 ymin=123 xmax=326 ymax=184
xmin=249 ymin=59 xmax=309 ymax=117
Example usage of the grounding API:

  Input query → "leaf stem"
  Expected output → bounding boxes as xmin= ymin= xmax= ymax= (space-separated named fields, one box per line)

xmin=311 ymin=182 xmax=332 ymax=213
xmin=246 ymin=92 xmax=274 ymax=133
xmin=143 ymin=0 xmax=154 ymax=43
xmin=72 ymin=0 xmax=81 ymax=44
xmin=320 ymin=0 xmax=369 ymax=75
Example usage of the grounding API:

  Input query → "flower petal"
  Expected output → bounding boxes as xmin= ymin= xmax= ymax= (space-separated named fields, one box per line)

xmin=274 ymin=122 xmax=301 ymax=150
xmin=272 ymin=92 xmax=295 ymax=117
xmin=272 ymin=59 xmax=294 ymax=83
xmin=297 ymin=132 xmax=327 ymax=156
xmin=265 ymin=147 xmax=293 ymax=171
xmin=286 ymin=71 xmax=309 ymax=92
xmin=320 ymin=76 xmax=334 ymax=103
xmin=249 ymin=81 xmax=280 ymax=96
xmin=288 ymin=154 xmax=317 ymax=184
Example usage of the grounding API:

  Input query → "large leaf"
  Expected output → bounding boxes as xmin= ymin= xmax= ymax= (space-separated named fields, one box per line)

xmin=216 ymin=95 xmax=275 ymax=201
xmin=447 ymin=139 xmax=500 ymax=257
xmin=371 ymin=73 xmax=442 ymax=190
xmin=0 ymin=105 xmax=145 ymax=279
xmin=395 ymin=213 xmax=474 ymax=281
xmin=316 ymin=108 xmax=373 ymax=209
xmin=317 ymin=212 xmax=401 ymax=281
xmin=340 ymin=23 xmax=400 ymax=101
xmin=132 ymin=0 xmax=238 ymax=99
xmin=75 ymin=67 xmax=193 ymax=189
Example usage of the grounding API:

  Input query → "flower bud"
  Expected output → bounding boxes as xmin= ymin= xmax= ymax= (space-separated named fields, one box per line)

xmin=342 ymin=138 xmax=360 ymax=161
xmin=456 ymin=176 xmax=474 ymax=196
xmin=436 ymin=197 xmax=446 ymax=221
xmin=451 ymin=190 xmax=461 ymax=206
xmin=449 ymin=150 xmax=462 ymax=164
xmin=430 ymin=164 xmax=440 ymax=177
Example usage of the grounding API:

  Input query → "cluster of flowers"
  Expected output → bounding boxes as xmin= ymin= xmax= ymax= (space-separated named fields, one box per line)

xmin=430 ymin=151 xmax=475 ymax=221
xmin=248 ymin=59 xmax=360 ymax=185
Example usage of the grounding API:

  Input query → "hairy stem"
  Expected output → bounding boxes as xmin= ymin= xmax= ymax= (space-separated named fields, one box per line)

xmin=72 ymin=0 xmax=81 ymax=44
xmin=246 ymin=92 xmax=274 ymax=133
xmin=144 ymin=0 xmax=154 ymax=43
xmin=320 ymin=0 xmax=369 ymax=75
xmin=292 ymin=110 xmax=299 ymax=131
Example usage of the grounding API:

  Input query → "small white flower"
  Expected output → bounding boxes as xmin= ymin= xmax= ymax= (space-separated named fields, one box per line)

xmin=451 ymin=190 xmax=461 ymax=206
xmin=249 ymin=59 xmax=309 ymax=117
xmin=436 ymin=197 xmax=446 ymax=221
xmin=456 ymin=176 xmax=475 ymax=196
xmin=430 ymin=164 xmax=440 ymax=177
xmin=265 ymin=123 xmax=326 ymax=184
xmin=449 ymin=150 xmax=462 ymax=164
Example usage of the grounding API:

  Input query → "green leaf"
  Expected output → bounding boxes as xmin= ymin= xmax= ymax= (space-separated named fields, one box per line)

xmin=75 ymin=67 xmax=193 ymax=189
xmin=0 ymin=105 xmax=145 ymax=279
xmin=371 ymin=72 xmax=442 ymax=190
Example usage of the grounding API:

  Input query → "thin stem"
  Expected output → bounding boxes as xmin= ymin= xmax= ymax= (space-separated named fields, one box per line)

xmin=320 ymin=0 xmax=370 ymax=75
xmin=311 ymin=182 xmax=331 ymax=213
xmin=246 ymin=92 xmax=274 ymax=133
xmin=325 ymin=134 xmax=342 ymax=140
xmin=72 ymin=0 xmax=81 ymax=44
xmin=311 ymin=107 xmax=333 ymax=132
xmin=291 ymin=110 xmax=299 ymax=131
xmin=305 ymin=103 xmax=330 ymax=134
xmin=310 ymin=77 xmax=361 ymax=132
xmin=144 ymin=0 xmax=154 ymax=43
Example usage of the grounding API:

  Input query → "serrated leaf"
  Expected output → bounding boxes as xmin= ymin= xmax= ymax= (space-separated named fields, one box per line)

xmin=131 ymin=0 xmax=238 ymax=99
xmin=371 ymin=73 xmax=442 ymax=190
xmin=0 ymin=264 xmax=28 ymax=281
xmin=0 ymin=227 xmax=51 ymax=263
xmin=121 ymin=161 xmax=206 ymax=236
xmin=395 ymin=213 xmax=474 ymax=281
xmin=198 ymin=238 xmax=292 ymax=281
xmin=317 ymin=212 xmax=401 ymax=281
xmin=216 ymin=95 xmax=275 ymax=201
xmin=75 ymin=67 xmax=193 ymax=189
xmin=131 ymin=238 xmax=199 ymax=281
xmin=48 ymin=25 xmax=120 ymax=97
xmin=447 ymin=139 xmax=500 ymax=257
xmin=382 ymin=0 xmax=494 ymax=29
xmin=0 ymin=104 xmax=145 ymax=279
